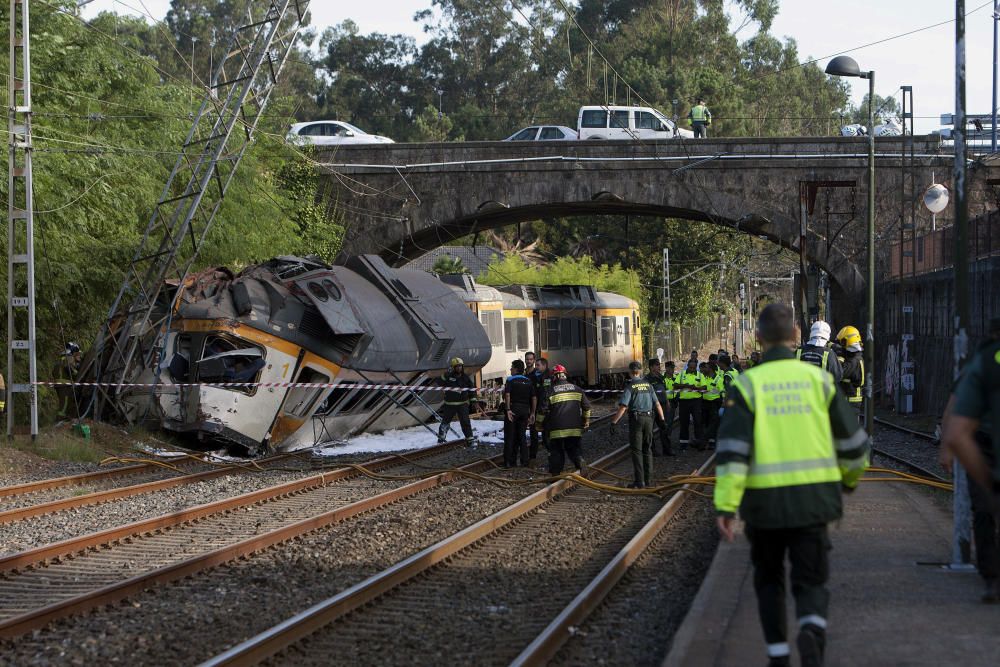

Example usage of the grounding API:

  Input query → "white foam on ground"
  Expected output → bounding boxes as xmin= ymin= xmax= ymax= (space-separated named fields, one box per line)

xmin=311 ymin=420 xmax=506 ymax=456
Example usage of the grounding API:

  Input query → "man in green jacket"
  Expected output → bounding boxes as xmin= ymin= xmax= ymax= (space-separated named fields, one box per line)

xmin=715 ymin=304 xmax=869 ymax=667
xmin=688 ymin=97 xmax=712 ymax=138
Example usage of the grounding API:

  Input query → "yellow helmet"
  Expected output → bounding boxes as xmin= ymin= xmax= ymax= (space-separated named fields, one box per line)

xmin=836 ymin=326 xmax=862 ymax=348
xmin=449 ymin=357 xmax=465 ymax=367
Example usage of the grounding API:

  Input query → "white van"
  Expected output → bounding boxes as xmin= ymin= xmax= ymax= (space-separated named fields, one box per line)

xmin=576 ymin=105 xmax=693 ymax=140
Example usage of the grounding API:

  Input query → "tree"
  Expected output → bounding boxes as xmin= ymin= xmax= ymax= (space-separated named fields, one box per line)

xmin=412 ymin=106 xmax=461 ymax=142
xmin=432 ymin=255 xmax=469 ymax=274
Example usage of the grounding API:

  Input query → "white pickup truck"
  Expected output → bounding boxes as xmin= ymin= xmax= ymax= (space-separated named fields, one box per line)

xmin=577 ymin=105 xmax=694 ymax=140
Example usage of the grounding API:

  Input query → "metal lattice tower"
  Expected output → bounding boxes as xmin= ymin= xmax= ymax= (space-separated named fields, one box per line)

xmin=7 ymin=0 xmax=38 ymax=438
xmin=90 ymin=0 xmax=310 ymax=420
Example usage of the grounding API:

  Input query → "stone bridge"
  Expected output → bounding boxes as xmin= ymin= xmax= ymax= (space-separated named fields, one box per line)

xmin=318 ymin=136 xmax=990 ymax=314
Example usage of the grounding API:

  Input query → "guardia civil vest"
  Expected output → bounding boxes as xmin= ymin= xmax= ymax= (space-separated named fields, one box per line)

xmin=676 ymin=371 xmax=704 ymax=400
xmin=703 ymin=371 xmax=723 ymax=401
xmin=722 ymin=368 xmax=739 ymax=397
xmin=733 ymin=360 xmax=840 ymax=491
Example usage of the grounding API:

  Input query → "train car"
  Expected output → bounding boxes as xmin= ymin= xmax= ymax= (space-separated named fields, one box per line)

xmin=119 ymin=255 xmax=490 ymax=454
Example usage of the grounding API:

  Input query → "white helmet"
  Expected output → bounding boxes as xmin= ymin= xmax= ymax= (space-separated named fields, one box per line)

xmin=808 ymin=321 xmax=832 ymax=346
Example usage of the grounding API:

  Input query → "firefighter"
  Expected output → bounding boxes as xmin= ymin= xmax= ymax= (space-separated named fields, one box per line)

xmin=611 ymin=361 xmax=665 ymax=488
xmin=716 ymin=304 xmax=869 ymax=667
xmin=834 ymin=326 xmax=864 ymax=409
xmin=688 ymin=97 xmax=712 ymax=138
xmin=702 ymin=356 xmax=724 ymax=448
xmin=503 ymin=359 xmax=536 ymax=467
xmin=529 ymin=357 xmax=552 ymax=461
xmin=53 ymin=342 xmax=82 ymax=419
xmin=796 ymin=321 xmax=843 ymax=383
xmin=646 ymin=358 xmax=674 ymax=456
xmin=545 ymin=364 xmax=591 ymax=474
xmin=436 ymin=357 xmax=478 ymax=446
xmin=676 ymin=358 xmax=706 ymax=450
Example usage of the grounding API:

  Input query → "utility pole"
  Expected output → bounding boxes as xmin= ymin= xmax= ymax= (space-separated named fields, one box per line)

xmin=7 ymin=0 xmax=39 ymax=439
xmin=662 ymin=248 xmax=671 ymax=358
xmin=993 ymin=0 xmax=998 ymax=153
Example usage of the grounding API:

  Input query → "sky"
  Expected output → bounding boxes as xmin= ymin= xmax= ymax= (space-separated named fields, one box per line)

xmin=81 ymin=0 xmax=999 ymax=134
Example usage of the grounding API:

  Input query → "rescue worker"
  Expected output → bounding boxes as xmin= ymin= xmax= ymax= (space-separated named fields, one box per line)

xmin=942 ymin=317 xmax=1000 ymax=601
xmin=611 ymin=361 xmax=664 ymax=488
xmin=529 ymin=357 xmax=552 ymax=461
xmin=436 ymin=357 xmax=478 ymax=446
xmin=732 ymin=353 xmax=744 ymax=372
xmin=796 ymin=321 xmax=843 ymax=384
xmin=834 ymin=326 xmax=864 ymax=409
xmin=646 ymin=358 xmax=674 ymax=456
xmin=702 ymin=358 xmax=724 ymax=448
xmin=545 ymin=364 xmax=591 ymax=475
xmin=675 ymin=358 xmax=706 ymax=451
xmin=503 ymin=359 xmax=536 ymax=468
xmin=688 ymin=97 xmax=712 ymax=138
xmin=715 ymin=303 xmax=869 ymax=667
xmin=53 ymin=342 xmax=82 ymax=419
xmin=719 ymin=354 xmax=739 ymax=398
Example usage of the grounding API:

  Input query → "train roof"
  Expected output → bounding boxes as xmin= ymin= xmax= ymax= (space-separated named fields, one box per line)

xmin=437 ymin=273 xmax=504 ymax=303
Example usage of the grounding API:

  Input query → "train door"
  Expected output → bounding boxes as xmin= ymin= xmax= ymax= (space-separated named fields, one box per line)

xmin=586 ymin=309 xmax=598 ymax=385
xmin=269 ymin=358 xmax=335 ymax=444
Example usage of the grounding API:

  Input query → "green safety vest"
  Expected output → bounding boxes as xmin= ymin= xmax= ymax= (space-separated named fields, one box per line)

xmin=722 ymin=368 xmax=739 ymax=397
xmin=733 ymin=359 xmax=841 ymax=490
xmin=689 ymin=104 xmax=710 ymax=123
xmin=703 ymin=371 xmax=724 ymax=401
xmin=676 ymin=371 xmax=704 ymax=400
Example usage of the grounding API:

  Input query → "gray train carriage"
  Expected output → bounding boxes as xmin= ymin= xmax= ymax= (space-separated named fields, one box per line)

xmin=148 ymin=255 xmax=489 ymax=454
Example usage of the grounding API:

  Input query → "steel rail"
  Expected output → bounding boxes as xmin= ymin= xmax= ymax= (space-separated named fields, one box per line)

xmin=0 ymin=441 xmax=488 ymax=638
xmin=0 ymin=452 xmax=301 ymax=524
xmin=873 ymin=416 xmax=937 ymax=441
xmin=0 ymin=439 xmax=464 ymax=572
xmin=870 ymin=417 xmax=946 ymax=483
xmin=198 ymin=443 xmax=630 ymax=667
xmin=0 ymin=460 xmax=180 ymax=499
xmin=510 ymin=454 xmax=716 ymax=666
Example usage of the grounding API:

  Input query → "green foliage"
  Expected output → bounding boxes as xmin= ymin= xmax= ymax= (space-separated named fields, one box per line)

xmin=479 ymin=254 xmax=643 ymax=307
xmin=412 ymin=106 xmax=462 ymax=142
xmin=432 ymin=255 xmax=469 ymax=274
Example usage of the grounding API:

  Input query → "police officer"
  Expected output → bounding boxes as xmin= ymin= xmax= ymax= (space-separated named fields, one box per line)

xmin=748 ymin=350 xmax=762 ymax=368
xmin=436 ymin=357 xmax=479 ymax=445
xmin=834 ymin=326 xmax=864 ymax=409
xmin=718 ymin=354 xmax=739 ymax=397
xmin=503 ymin=359 xmax=536 ymax=467
xmin=675 ymin=358 xmax=706 ymax=451
xmin=545 ymin=364 xmax=592 ymax=474
xmin=646 ymin=358 xmax=674 ymax=456
xmin=688 ymin=97 xmax=712 ymax=138
xmin=611 ymin=361 xmax=665 ymax=488
xmin=53 ymin=342 xmax=83 ymax=419
xmin=942 ymin=317 xmax=1000 ymax=601
xmin=529 ymin=357 xmax=552 ymax=461
xmin=716 ymin=304 xmax=869 ymax=667
xmin=797 ymin=321 xmax=843 ymax=383
xmin=702 ymin=356 xmax=724 ymax=448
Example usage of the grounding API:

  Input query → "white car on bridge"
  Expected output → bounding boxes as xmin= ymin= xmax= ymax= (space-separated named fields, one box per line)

xmin=287 ymin=120 xmax=395 ymax=146
xmin=577 ymin=105 xmax=693 ymax=140
xmin=503 ymin=125 xmax=578 ymax=141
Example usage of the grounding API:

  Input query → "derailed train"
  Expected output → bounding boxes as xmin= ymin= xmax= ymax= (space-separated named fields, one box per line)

xmin=120 ymin=255 xmax=641 ymax=454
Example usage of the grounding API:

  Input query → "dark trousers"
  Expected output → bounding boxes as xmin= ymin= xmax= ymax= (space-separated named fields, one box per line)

xmin=970 ymin=431 xmax=1000 ymax=581
xmin=504 ymin=408 xmax=530 ymax=466
xmin=678 ymin=399 xmax=704 ymax=449
xmin=703 ymin=399 xmax=721 ymax=444
xmin=438 ymin=402 xmax=473 ymax=442
xmin=548 ymin=436 xmax=582 ymax=474
xmin=629 ymin=413 xmax=654 ymax=486
xmin=654 ymin=405 xmax=673 ymax=454
xmin=746 ymin=523 xmax=831 ymax=650
xmin=692 ymin=121 xmax=708 ymax=138
xmin=529 ymin=419 xmax=549 ymax=459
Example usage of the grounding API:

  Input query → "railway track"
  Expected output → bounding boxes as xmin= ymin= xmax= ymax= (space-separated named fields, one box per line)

xmin=201 ymin=447 xmax=714 ymax=666
xmin=872 ymin=417 xmax=947 ymax=483
xmin=0 ymin=438 xmax=483 ymax=638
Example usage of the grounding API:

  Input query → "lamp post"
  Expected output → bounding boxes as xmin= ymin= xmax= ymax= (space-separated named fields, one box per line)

xmin=826 ymin=55 xmax=875 ymax=439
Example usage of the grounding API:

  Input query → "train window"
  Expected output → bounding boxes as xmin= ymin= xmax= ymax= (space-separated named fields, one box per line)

xmin=321 ymin=279 xmax=342 ymax=301
xmin=547 ymin=318 xmax=561 ymax=349
xmin=504 ymin=320 xmax=515 ymax=353
xmin=317 ymin=383 xmax=351 ymax=415
xmin=574 ymin=319 xmax=583 ymax=348
xmin=561 ymin=318 xmax=573 ymax=348
xmin=516 ymin=319 xmax=530 ymax=351
xmin=197 ymin=335 xmax=266 ymax=395
xmin=539 ymin=318 xmax=548 ymax=350
xmin=480 ymin=311 xmax=503 ymax=346
xmin=399 ymin=378 xmax=425 ymax=407
xmin=341 ymin=388 xmax=373 ymax=412
xmin=601 ymin=317 xmax=614 ymax=347
xmin=623 ymin=317 xmax=630 ymax=345
xmin=307 ymin=282 xmax=328 ymax=302
xmin=284 ymin=367 xmax=330 ymax=418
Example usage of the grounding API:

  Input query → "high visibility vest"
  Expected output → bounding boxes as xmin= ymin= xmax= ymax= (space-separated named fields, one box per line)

xmin=732 ymin=360 xmax=841 ymax=490
xmin=689 ymin=104 xmax=710 ymax=123
xmin=676 ymin=371 xmax=704 ymax=400
xmin=848 ymin=359 xmax=864 ymax=403
xmin=722 ymin=369 xmax=739 ymax=397
xmin=703 ymin=371 xmax=723 ymax=401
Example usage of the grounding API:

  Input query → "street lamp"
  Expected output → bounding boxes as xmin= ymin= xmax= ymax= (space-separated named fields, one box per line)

xmin=826 ymin=55 xmax=875 ymax=438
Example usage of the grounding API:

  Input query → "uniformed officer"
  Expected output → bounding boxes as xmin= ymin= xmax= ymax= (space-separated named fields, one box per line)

xmin=611 ymin=361 xmax=665 ymax=488
xmin=688 ymin=97 xmax=712 ymax=138
xmin=53 ymin=342 xmax=83 ymax=419
xmin=942 ymin=317 xmax=1000 ymax=601
xmin=529 ymin=357 xmax=552 ymax=461
xmin=796 ymin=321 xmax=843 ymax=383
xmin=675 ymin=358 xmax=706 ymax=450
xmin=436 ymin=357 xmax=479 ymax=445
xmin=503 ymin=359 xmax=536 ymax=467
xmin=834 ymin=326 xmax=864 ymax=409
xmin=545 ymin=364 xmax=592 ymax=474
xmin=702 ymin=357 xmax=724 ymax=448
xmin=646 ymin=358 xmax=674 ymax=456
xmin=716 ymin=304 xmax=869 ymax=667
xmin=719 ymin=354 xmax=739 ymax=398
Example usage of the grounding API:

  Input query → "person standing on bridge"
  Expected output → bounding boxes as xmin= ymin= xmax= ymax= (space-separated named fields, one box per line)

xmin=797 ymin=321 xmax=843 ymax=384
xmin=688 ymin=98 xmax=712 ymax=138
xmin=715 ymin=304 xmax=869 ymax=667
